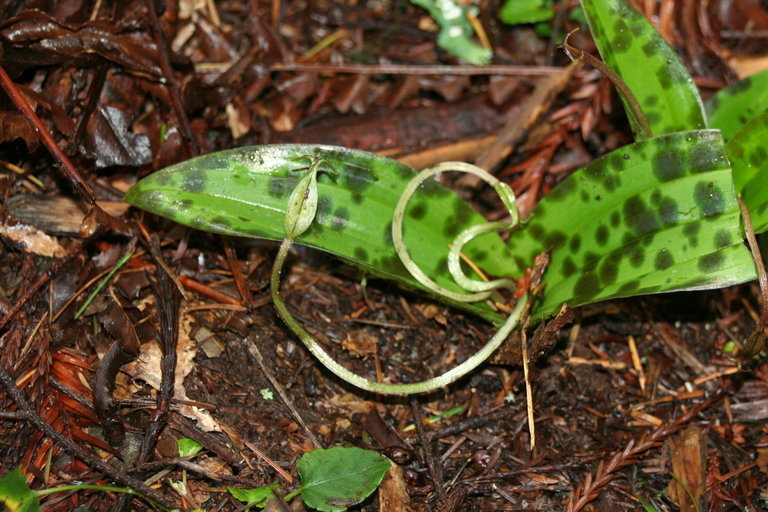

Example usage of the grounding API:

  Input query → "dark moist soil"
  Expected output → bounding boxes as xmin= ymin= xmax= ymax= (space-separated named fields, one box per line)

xmin=1 ymin=1 xmax=768 ymax=511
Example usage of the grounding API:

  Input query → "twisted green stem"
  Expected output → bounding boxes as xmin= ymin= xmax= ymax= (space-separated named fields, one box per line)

xmin=269 ymin=158 xmax=527 ymax=395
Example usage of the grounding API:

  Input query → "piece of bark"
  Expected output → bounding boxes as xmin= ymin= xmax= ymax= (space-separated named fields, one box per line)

xmin=667 ymin=424 xmax=706 ymax=512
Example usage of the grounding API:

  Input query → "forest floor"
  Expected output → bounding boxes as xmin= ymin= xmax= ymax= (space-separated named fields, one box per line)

xmin=1 ymin=0 xmax=768 ymax=511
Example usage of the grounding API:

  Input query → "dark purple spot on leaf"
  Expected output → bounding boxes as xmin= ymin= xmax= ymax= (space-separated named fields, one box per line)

xmin=652 ymin=150 xmax=684 ymax=181
xmin=654 ymin=248 xmax=673 ymax=270
xmin=714 ymin=229 xmax=732 ymax=248
xmin=599 ymin=258 xmax=619 ymax=285
xmin=574 ymin=273 xmax=600 ymax=302
xmin=698 ymin=252 xmax=724 ymax=272
xmin=595 ymin=225 xmax=609 ymax=246
xmin=659 ymin=197 xmax=679 ymax=225
xmin=694 ymin=181 xmax=725 ymax=217
xmin=569 ymin=234 xmax=581 ymax=253
xmin=624 ymin=196 xmax=659 ymax=236
xmin=562 ymin=257 xmax=577 ymax=277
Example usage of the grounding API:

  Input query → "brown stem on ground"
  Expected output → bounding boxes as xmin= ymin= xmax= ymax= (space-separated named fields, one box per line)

xmin=143 ymin=235 xmax=182 ymax=458
xmin=94 ymin=298 xmax=143 ymax=445
xmin=0 ymin=65 xmax=96 ymax=204
xmin=112 ymin=236 xmax=182 ymax=512
xmin=410 ymin=398 xmax=447 ymax=501
xmin=738 ymin=197 xmax=768 ymax=327
xmin=269 ymin=62 xmax=565 ymax=76
xmin=223 ymin=236 xmax=254 ymax=305
xmin=247 ymin=341 xmax=324 ymax=450
xmin=736 ymin=196 xmax=768 ymax=366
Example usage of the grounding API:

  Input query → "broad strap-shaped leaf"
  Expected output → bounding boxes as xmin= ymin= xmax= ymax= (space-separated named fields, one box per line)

xmin=707 ymin=69 xmax=768 ymax=141
xmin=508 ymin=130 xmax=755 ymax=316
xmin=125 ymin=144 xmax=514 ymax=322
xmin=581 ymin=0 xmax=706 ymax=138
xmin=728 ymin=109 xmax=768 ymax=233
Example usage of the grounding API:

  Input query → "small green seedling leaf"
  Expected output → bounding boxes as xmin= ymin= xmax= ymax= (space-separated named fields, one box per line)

xmin=500 ymin=0 xmax=553 ymax=25
xmin=410 ymin=0 xmax=491 ymax=64
xmin=728 ymin=109 xmax=768 ymax=233
xmin=177 ymin=438 xmax=203 ymax=458
xmin=0 ymin=468 xmax=40 ymax=512
xmin=296 ymin=447 xmax=390 ymax=512
xmin=707 ymin=69 xmax=768 ymax=141
xmin=509 ymin=130 xmax=756 ymax=316
xmin=228 ymin=483 xmax=281 ymax=509
xmin=581 ymin=0 xmax=706 ymax=137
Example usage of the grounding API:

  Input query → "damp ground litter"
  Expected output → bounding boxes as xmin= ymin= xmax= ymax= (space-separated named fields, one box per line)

xmin=1 ymin=1 xmax=768 ymax=511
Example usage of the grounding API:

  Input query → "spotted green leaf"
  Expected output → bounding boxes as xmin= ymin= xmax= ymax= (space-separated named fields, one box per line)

xmin=581 ymin=0 xmax=706 ymax=138
xmin=125 ymin=144 xmax=514 ymax=322
xmin=707 ymin=69 xmax=768 ymax=141
xmin=728 ymin=109 xmax=768 ymax=233
xmin=509 ymin=130 xmax=755 ymax=316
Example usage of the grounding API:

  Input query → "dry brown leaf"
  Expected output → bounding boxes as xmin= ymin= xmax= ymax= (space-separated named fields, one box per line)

xmin=378 ymin=463 xmax=410 ymax=512
xmin=0 ymin=220 xmax=65 ymax=257
xmin=121 ymin=316 xmax=221 ymax=432
xmin=728 ymin=55 xmax=768 ymax=79
xmin=667 ymin=425 xmax=706 ymax=512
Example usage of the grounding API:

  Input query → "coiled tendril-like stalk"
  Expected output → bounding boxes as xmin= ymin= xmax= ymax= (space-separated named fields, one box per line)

xmin=271 ymin=158 xmax=527 ymax=395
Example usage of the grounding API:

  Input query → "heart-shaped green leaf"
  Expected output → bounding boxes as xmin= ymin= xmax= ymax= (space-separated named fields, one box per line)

xmin=296 ymin=447 xmax=390 ymax=512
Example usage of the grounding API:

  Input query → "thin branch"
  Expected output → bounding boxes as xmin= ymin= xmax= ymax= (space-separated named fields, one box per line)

xmin=738 ymin=197 xmax=768 ymax=327
xmin=0 ymin=65 xmax=96 ymax=204
xmin=411 ymin=398 xmax=446 ymax=501
xmin=561 ymin=32 xmax=652 ymax=139
xmin=269 ymin=62 xmax=565 ymax=76
xmin=247 ymin=341 xmax=324 ymax=450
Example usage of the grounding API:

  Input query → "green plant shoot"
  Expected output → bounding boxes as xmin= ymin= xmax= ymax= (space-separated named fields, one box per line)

xmin=580 ymin=0 xmax=706 ymax=138
xmin=410 ymin=0 xmax=491 ymax=64
xmin=125 ymin=0 xmax=768 ymax=396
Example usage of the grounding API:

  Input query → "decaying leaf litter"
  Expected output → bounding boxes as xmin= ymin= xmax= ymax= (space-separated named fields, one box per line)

xmin=1 ymin=0 xmax=768 ymax=510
